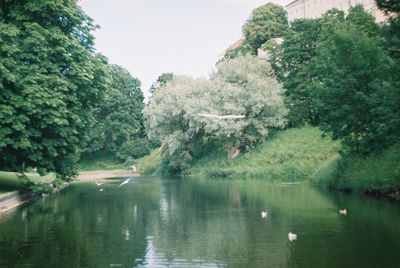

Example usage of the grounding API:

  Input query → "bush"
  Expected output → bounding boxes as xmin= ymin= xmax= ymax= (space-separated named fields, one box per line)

xmin=116 ymin=138 xmax=150 ymax=161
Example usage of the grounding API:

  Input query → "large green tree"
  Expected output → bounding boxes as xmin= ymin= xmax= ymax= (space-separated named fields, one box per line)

xmin=310 ymin=8 xmax=398 ymax=154
xmin=144 ymin=55 xmax=287 ymax=173
xmin=86 ymin=65 xmax=146 ymax=160
xmin=242 ymin=3 xmax=288 ymax=51
xmin=0 ymin=0 xmax=108 ymax=179
xmin=279 ymin=9 xmax=346 ymax=126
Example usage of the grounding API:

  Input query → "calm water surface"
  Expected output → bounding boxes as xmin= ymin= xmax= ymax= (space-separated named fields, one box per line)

xmin=0 ymin=177 xmax=400 ymax=268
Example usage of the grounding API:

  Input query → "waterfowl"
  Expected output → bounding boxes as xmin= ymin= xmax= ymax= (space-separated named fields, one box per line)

xmin=261 ymin=211 xmax=268 ymax=218
xmin=339 ymin=209 xmax=347 ymax=215
xmin=288 ymin=232 xmax=297 ymax=241
xmin=119 ymin=178 xmax=132 ymax=188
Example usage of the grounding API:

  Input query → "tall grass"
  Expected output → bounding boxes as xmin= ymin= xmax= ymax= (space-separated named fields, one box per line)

xmin=78 ymin=151 xmax=128 ymax=171
xmin=312 ymin=143 xmax=400 ymax=194
xmin=135 ymin=148 xmax=162 ymax=175
xmin=186 ymin=127 xmax=341 ymax=181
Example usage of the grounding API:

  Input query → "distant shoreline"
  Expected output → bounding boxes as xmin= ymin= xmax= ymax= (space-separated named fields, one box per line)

xmin=76 ymin=169 xmax=139 ymax=182
xmin=0 ymin=169 xmax=139 ymax=217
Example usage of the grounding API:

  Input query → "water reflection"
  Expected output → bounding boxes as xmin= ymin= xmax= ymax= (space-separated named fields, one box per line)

xmin=0 ymin=177 xmax=399 ymax=267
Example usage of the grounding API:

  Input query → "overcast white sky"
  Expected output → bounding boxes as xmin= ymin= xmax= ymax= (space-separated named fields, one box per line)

xmin=79 ymin=0 xmax=291 ymax=98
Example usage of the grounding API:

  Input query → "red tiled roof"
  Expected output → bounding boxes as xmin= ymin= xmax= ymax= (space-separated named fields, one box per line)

xmin=225 ymin=38 xmax=244 ymax=52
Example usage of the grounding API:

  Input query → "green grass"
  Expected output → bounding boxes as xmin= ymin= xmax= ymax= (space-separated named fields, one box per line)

xmin=78 ymin=151 xmax=128 ymax=171
xmin=187 ymin=127 xmax=341 ymax=181
xmin=135 ymin=148 xmax=162 ymax=175
xmin=0 ymin=171 xmax=55 ymax=194
xmin=312 ymin=143 xmax=400 ymax=194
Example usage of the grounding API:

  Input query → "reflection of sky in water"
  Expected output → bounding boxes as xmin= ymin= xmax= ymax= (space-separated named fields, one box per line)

xmin=134 ymin=236 xmax=226 ymax=268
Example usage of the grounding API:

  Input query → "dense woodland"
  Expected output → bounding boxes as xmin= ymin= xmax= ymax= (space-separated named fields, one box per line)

xmin=0 ymin=0 xmax=399 ymax=195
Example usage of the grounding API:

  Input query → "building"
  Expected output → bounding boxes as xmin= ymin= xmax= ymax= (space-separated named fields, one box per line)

xmin=286 ymin=0 xmax=387 ymax=22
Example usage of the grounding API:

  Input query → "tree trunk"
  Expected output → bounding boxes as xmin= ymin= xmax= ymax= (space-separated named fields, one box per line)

xmin=228 ymin=145 xmax=240 ymax=160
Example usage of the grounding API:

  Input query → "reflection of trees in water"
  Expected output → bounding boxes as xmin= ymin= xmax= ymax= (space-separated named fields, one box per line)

xmin=1 ymin=179 xmax=400 ymax=267
xmin=0 ymin=183 xmax=161 ymax=267
xmin=148 ymin=179 xmax=294 ymax=267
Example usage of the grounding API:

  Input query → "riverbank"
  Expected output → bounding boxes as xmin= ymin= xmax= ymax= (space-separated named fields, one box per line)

xmin=0 ymin=169 xmax=137 ymax=216
xmin=137 ymin=127 xmax=341 ymax=181
xmin=312 ymin=143 xmax=400 ymax=199
xmin=136 ymin=127 xmax=399 ymax=199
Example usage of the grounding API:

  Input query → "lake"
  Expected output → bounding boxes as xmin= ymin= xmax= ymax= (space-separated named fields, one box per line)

xmin=1 ymin=177 xmax=400 ymax=267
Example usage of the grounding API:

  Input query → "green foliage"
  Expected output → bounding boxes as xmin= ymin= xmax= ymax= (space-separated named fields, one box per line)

xmin=187 ymin=127 xmax=340 ymax=181
xmin=0 ymin=171 xmax=55 ymax=193
xmin=86 ymin=64 xmax=144 ymax=157
xmin=313 ymin=143 xmax=400 ymax=194
xmin=311 ymin=13 xmax=397 ymax=154
xmin=0 ymin=0 xmax=108 ymax=180
xmin=221 ymin=42 xmax=255 ymax=61
xmin=144 ymin=55 xmax=287 ymax=173
xmin=78 ymin=151 xmax=127 ymax=171
xmin=277 ymin=18 xmax=324 ymax=126
xmin=116 ymin=138 xmax=150 ymax=161
xmin=135 ymin=148 xmax=162 ymax=175
xmin=275 ymin=6 xmax=399 ymax=155
xmin=242 ymin=3 xmax=288 ymax=50
xmin=375 ymin=0 xmax=400 ymax=13
xmin=149 ymin=72 xmax=174 ymax=94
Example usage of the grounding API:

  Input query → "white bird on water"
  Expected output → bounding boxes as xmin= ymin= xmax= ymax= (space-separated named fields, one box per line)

xmin=288 ymin=232 xmax=297 ymax=241
xmin=99 ymin=188 xmax=104 ymax=192
xmin=95 ymin=181 xmax=103 ymax=186
xmin=339 ymin=209 xmax=347 ymax=215
xmin=119 ymin=178 xmax=132 ymax=188
xmin=261 ymin=211 xmax=268 ymax=218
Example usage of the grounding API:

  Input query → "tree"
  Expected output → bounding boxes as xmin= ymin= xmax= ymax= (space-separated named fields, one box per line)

xmin=242 ymin=3 xmax=288 ymax=51
xmin=311 ymin=19 xmax=396 ymax=154
xmin=144 ymin=55 xmax=287 ymax=173
xmin=277 ymin=18 xmax=324 ymax=126
xmin=0 ymin=0 xmax=108 ymax=179
xmin=221 ymin=42 xmax=255 ymax=61
xmin=149 ymin=72 xmax=174 ymax=94
xmin=375 ymin=0 xmax=400 ymax=13
xmin=276 ymin=9 xmax=357 ymax=127
xmin=86 ymin=65 xmax=145 ymax=160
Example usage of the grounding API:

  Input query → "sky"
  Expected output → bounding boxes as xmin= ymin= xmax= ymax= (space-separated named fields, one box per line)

xmin=79 ymin=0 xmax=291 ymax=98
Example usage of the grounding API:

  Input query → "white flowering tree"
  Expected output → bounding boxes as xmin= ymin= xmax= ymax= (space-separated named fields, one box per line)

xmin=144 ymin=55 xmax=287 ymax=173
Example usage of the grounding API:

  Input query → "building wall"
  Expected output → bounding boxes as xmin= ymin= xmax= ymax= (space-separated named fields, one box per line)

xmin=286 ymin=0 xmax=387 ymax=22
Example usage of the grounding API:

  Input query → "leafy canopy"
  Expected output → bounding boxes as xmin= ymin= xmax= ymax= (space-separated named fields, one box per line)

xmin=309 ymin=7 xmax=398 ymax=154
xmin=0 ymin=0 xmax=108 ymax=179
xmin=242 ymin=3 xmax=288 ymax=51
xmin=144 ymin=55 xmax=287 ymax=173
xmin=85 ymin=64 xmax=145 ymax=161
xmin=149 ymin=72 xmax=174 ymax=94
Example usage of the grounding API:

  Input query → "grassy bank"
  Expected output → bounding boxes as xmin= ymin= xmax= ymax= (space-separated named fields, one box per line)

xmin=78 ymin=151 xmax=128 ymax=171
xmin=135 ymin=148 xmax=162 ymax=175
xmin=136 ymin=127 xmax=341 ymax=181
xmin=186 ymin=127 xmax=341 ymax=181
xmin=0 ymin=171 xmax=55 ymax=194
xmin=312 ymin=143 xmax=400 ymax=195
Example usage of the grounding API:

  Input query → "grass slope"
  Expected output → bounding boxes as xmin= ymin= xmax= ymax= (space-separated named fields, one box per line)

xmin=312 ymin=143 xmax=400 ymax=194
xmin=186 ymin=127 xmax=340 ymax=181
xmin=135 ymin=148 xmax=162 ymax=175
xmin=78 ymin=151 xmax=128 ymax=171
